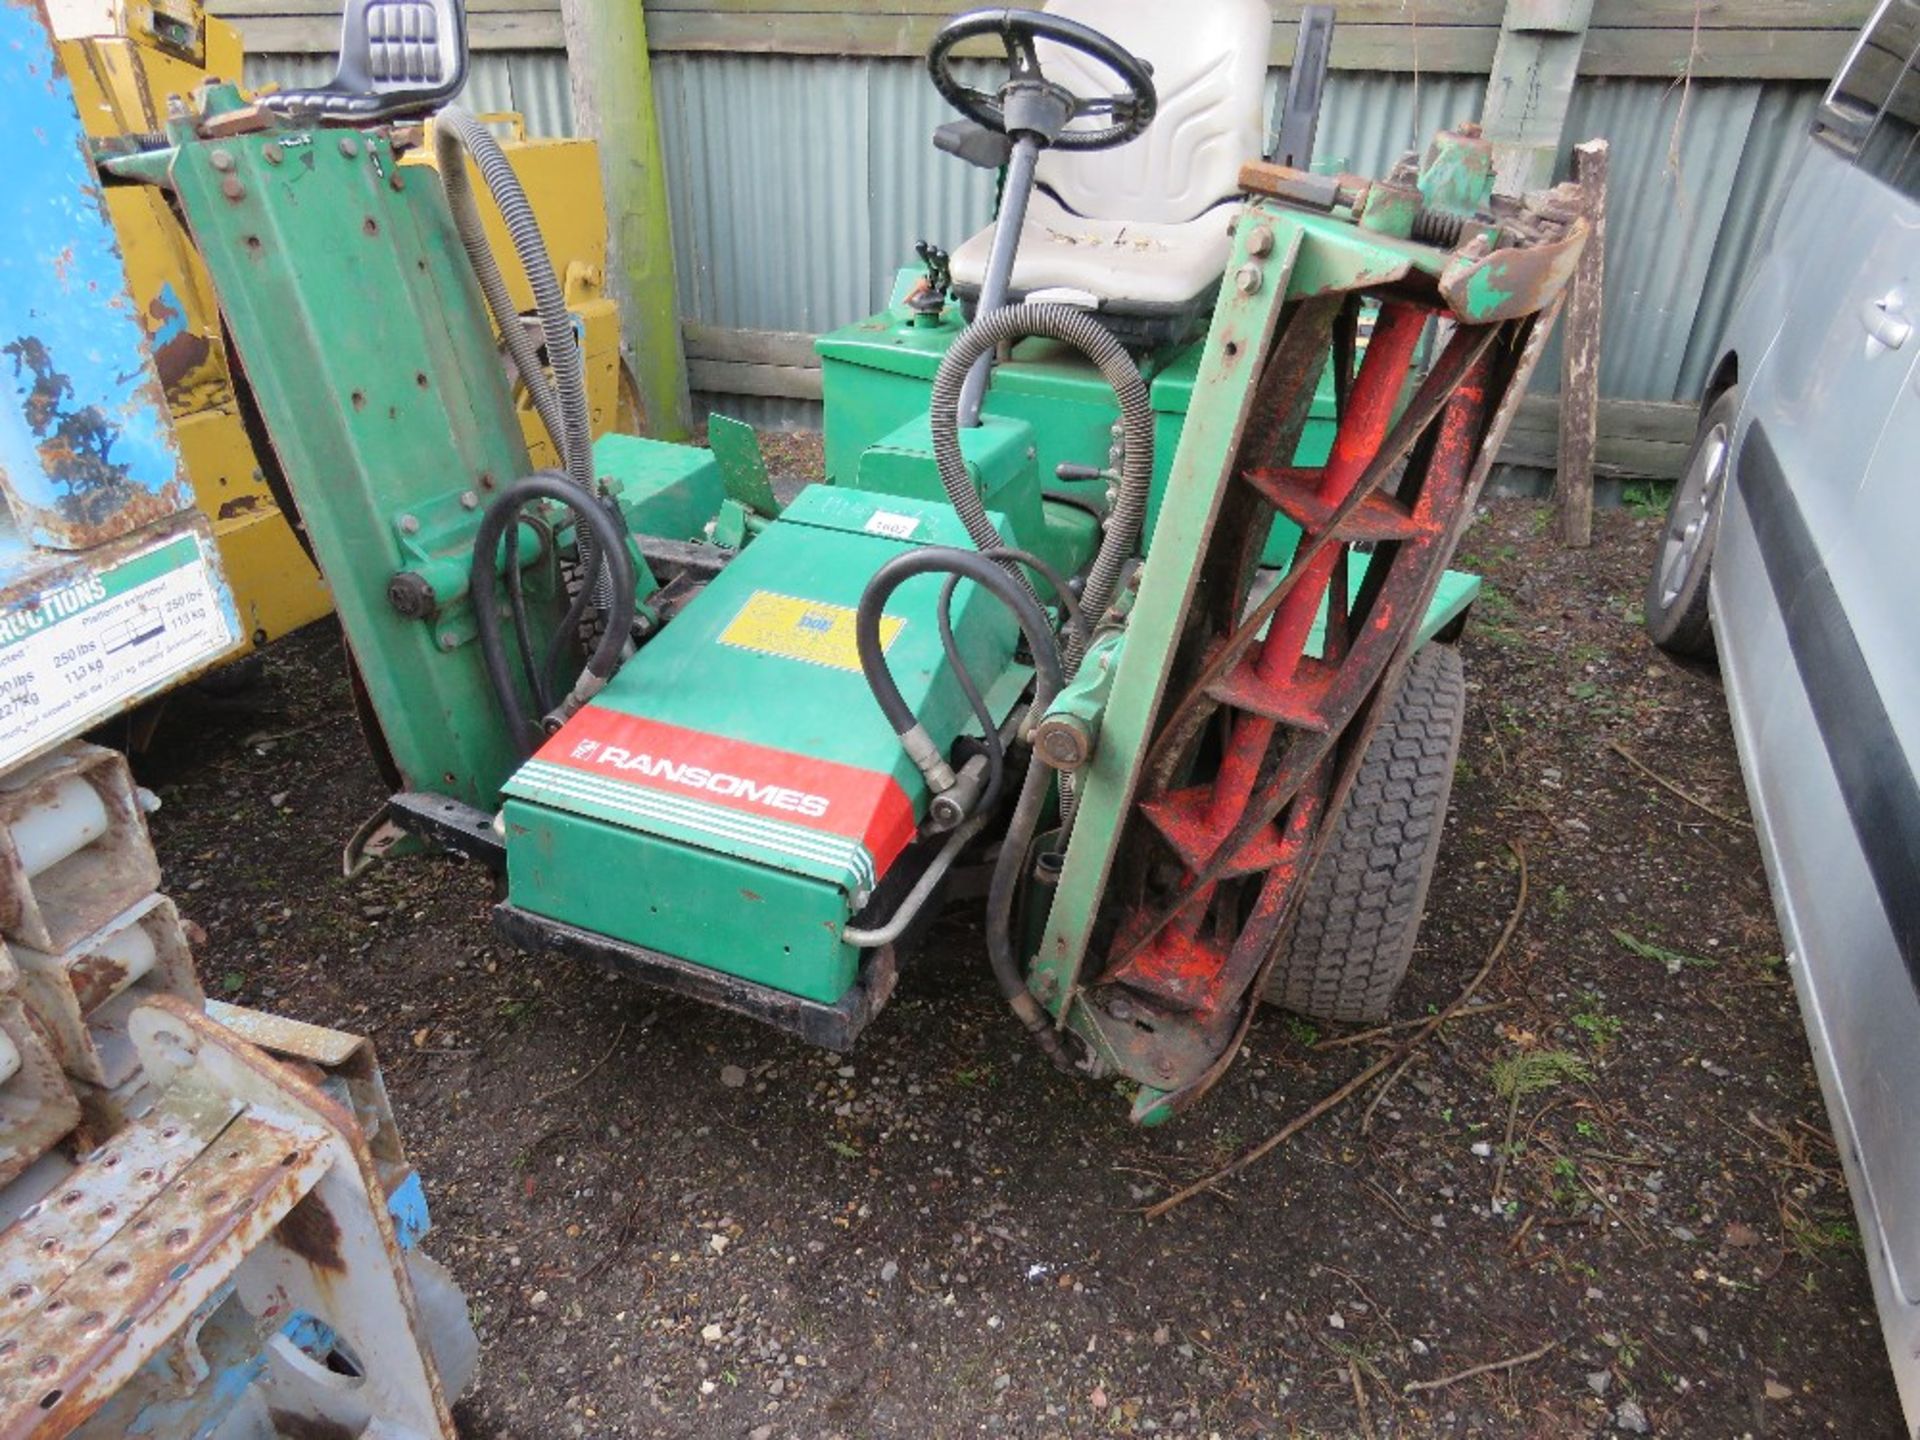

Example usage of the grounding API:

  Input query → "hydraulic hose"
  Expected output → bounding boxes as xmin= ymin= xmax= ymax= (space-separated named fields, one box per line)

xmin=435 ymin=107 xmax=613 ymax=614
xmin=472 ymin=472 xmax=637 ymax=754
xmin=856 ymin=547 xmax=1064 ymax=797
xmin=926 ymin=302 xmax=1155 ymax=677
xmin=987 ymin=758 xmax=1069 ymax=1065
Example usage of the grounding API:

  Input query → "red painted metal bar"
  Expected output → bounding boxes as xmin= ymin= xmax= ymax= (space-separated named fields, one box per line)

xmin=1136 ymin=302 xmax=1430 ymax=982
xmin=1202 ymin=301 xmax=1429 ymax=831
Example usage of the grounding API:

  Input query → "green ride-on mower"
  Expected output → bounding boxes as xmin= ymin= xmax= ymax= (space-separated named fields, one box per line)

xmin=103 ymin=0 xmax=1589 ymax=1124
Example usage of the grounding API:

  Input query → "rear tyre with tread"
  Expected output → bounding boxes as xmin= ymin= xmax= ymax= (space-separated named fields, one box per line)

xmin=1264 ymin=643 xmax=1466 ymax=1024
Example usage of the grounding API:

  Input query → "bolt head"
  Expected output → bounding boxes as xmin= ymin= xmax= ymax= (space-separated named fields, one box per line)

xmin=220 ymin=177 xmax=245 ymax=202
xmin=437 ymin=631 xmax=458 ymax=651
xmin=262 ymin=144 xmax=283 ymax=166
xmin=399 ymin=514 xmax=421 ymax=535
xmin=209 ymin=149 xmax=235 ymax=172
xmin=338 ymin=136 xmax=360 ymax=158
xmin=1246 ymin=225 xmax=1276 ymax=258
xmin=1235 ymin=263 xmax=1264 ymax=296
xmin=460 ymin=490 xmax=480 ymax=511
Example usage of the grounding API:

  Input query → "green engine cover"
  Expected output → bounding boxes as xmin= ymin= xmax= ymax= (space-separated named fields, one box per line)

xmin=500 ymin=488 xmax=1021 ymax=1004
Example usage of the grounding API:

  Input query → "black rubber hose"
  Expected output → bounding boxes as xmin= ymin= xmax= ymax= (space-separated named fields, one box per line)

xmin=856 ymin=548 xmax=1063 ymax=791
xmin=472 ymin=472 xmax=636 ymax=754
xmin=937 ymin=573 xmax=1003 ymax=815
xmin=987 ymin=758 xmax=1069 ymax=1063
xmin=504 ymin=517 xmax=552 ymax=714
xmin=980 ymin=545 xmax=1087 ymax=652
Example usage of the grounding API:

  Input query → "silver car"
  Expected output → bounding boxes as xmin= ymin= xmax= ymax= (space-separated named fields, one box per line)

xmin=1647 ymin=1 xmax=1920 ymax=1427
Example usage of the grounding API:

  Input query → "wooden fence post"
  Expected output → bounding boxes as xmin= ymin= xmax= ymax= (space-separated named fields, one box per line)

xmin=559 ymin=0 xmax=694 ymax=442
xmin=1557 ymin=138 xmax=1609 ymax=548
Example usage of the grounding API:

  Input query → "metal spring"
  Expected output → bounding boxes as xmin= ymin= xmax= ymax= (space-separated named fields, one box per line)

xmin=1412 ymin=207 xmax=1468 ymax=248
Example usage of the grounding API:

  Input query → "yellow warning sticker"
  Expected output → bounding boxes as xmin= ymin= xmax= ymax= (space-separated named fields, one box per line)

xmin=717 ymin=590 xmax=904 ymax=674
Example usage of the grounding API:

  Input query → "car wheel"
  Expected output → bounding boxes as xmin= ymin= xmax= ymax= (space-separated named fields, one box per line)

xmin=1646 ymin=387 xmax=1737 ymax=659
xmin=1264 ymin=643 xmax=1466 ymax=1024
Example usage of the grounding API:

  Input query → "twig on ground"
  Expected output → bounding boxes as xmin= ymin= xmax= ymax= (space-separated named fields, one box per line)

xmin=1315 ymin=999 xmax=1510 ymax=1050
xmin=1607 ymin=739 xmax=1750 ymax=830
xmin=1365 ymin=1178 xmax=1424 ymax=1236
xmin=1491 ymin=1085 xmax=1525 ymax=1207
xmin=1350 ymin=1357 xmax=1378 ymax=1440
xmin=1359 ymin=1051 xmax=1420 ymax=1136
xmin=1404 ymin=1337 xmax=1559 ymax=1393
xmin=1145 ymin=845 xmax=1529 ymax=1220
xmin=535 ymin=1021 xmax=628 ymax=1104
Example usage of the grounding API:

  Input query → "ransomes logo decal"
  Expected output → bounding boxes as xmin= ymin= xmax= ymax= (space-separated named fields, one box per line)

xmin=567 ymin=738 xmax=831 ymax=819
xmin=523 ymin=707 xmax=920 ymax=881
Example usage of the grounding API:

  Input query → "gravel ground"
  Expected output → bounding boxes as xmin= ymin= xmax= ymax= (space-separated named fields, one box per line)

xmin=133 ymin=493 xmax=1903 ymax=1438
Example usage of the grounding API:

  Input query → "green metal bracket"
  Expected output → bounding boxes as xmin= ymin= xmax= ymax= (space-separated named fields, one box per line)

xmin=162 ymin=124 xmax=560 ymax=810
xmin=707 ymin=414 xmax=784 ymax=517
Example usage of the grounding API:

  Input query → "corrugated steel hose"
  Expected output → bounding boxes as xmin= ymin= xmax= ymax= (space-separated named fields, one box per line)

xmin=921 ymin=303 xmax=1155 ymax=1063
xmin=925 ymin=301 xmax=1155 ymax=679
xmin=435 ymin=107 xmax=616 ymax=616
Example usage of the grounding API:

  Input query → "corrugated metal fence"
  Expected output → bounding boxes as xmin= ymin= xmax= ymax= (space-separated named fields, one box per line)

xmin=240 ymin=7 xmax=1851 ymax=458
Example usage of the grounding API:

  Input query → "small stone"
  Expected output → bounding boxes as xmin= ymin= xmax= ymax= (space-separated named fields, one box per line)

xmin=1614 ymin=1398 xmax=1649 ymax=1434
xmin=1763 ymin=1379 xmax=1792 ymax=1402
xmin=1587 ymin=1370 xmax=1613 ymax=1397
xmin=721 ymin=1065 xmax=748 ymax=1088
xmin=529 ymin=1290 xmax=549 ymax=1309
xmin=709 ymin=1234 xmax=730 ymax=1255
xmin=880 ymin=1260 xmax=899 ymax=1283
xmin=1090 ymin=1386 xmax=1108 ymax=1411
xmin=1471 ymin=1141 xmax=1493 ymax=1158
xmin=701 ymin=1323 xmax=724 ymax=1342
xmin=750 ymin=1428 xmax=774 ymax=1440
xmin=1328 ymin=1312 xmax=1346 ymax=1330
xmin=699 ymin=1379 xmax=716 ymax=1396
xmin=1409 ymin=1339 xmax=1429 ymax=1356
xmin=993 ymin=1374 xmax=1011 ymax=1392
xmin=1152 ymin=1326 xmax=1171 ymax=1346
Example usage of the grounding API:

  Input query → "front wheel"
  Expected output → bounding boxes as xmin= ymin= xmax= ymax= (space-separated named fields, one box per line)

xmin=1264 ymin=643 xmax=1467 ymax=1024
xmin=1645 ymin=387 xmax=1737 ymax=659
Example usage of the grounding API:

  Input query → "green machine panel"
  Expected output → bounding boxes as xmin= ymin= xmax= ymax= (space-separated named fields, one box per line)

xmin=816 ymin=286 xmax=1344 ymax=563
xmin=501 ymin=488 xmax=1022 ymax=1003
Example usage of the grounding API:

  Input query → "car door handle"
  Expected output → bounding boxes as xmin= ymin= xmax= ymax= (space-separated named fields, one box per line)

xmin=1860 ymin=292 xmax=1912 ymax=351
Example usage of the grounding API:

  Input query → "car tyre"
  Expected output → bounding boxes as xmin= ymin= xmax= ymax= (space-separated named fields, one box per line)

xmin=1646 ymin=387 xmax=1738 ymax=659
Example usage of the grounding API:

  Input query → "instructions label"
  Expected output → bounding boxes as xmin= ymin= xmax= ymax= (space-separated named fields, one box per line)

xmin=0 ymin=534 xmax=234 ymax=768
xmin=717 ymin=589 xmax=903 ymax=674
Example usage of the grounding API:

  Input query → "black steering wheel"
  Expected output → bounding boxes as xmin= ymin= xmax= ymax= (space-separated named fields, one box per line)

xmin=927 ymin=8 xmax=1158 ymax=152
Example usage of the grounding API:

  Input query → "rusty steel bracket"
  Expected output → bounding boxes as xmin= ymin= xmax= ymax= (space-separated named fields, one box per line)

xmin=0 ymin=996 xmax=470 ymax=1438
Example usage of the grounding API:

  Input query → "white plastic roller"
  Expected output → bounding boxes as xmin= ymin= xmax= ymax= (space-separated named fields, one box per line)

xmin=9 ymin=776 xmax=109 ymax=879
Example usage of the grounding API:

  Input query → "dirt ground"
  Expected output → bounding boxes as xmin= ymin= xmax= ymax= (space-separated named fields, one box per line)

xmin=133 ymin=492 xmax=1904 ymax=1438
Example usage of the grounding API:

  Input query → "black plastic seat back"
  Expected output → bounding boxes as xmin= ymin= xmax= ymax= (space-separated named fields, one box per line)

xmin=261 ymin=0 xmax=468 ymax=123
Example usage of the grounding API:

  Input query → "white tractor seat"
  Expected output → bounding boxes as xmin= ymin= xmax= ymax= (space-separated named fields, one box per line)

xmin=948 ymin=189 xmax=1238 ymax=313
xmin=946 ymin=0 xmax=1272 ymax=345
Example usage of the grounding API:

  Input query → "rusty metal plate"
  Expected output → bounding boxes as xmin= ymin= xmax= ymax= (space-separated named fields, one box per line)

xmin=0 ymin=1106 xmax=329 ymax=1435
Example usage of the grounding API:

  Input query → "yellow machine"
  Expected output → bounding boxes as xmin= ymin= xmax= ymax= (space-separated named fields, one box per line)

xmin=401 ymin=115 xmax=637 ymax=464
xmin=51 ymin=0 xmax=629 ymax=656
